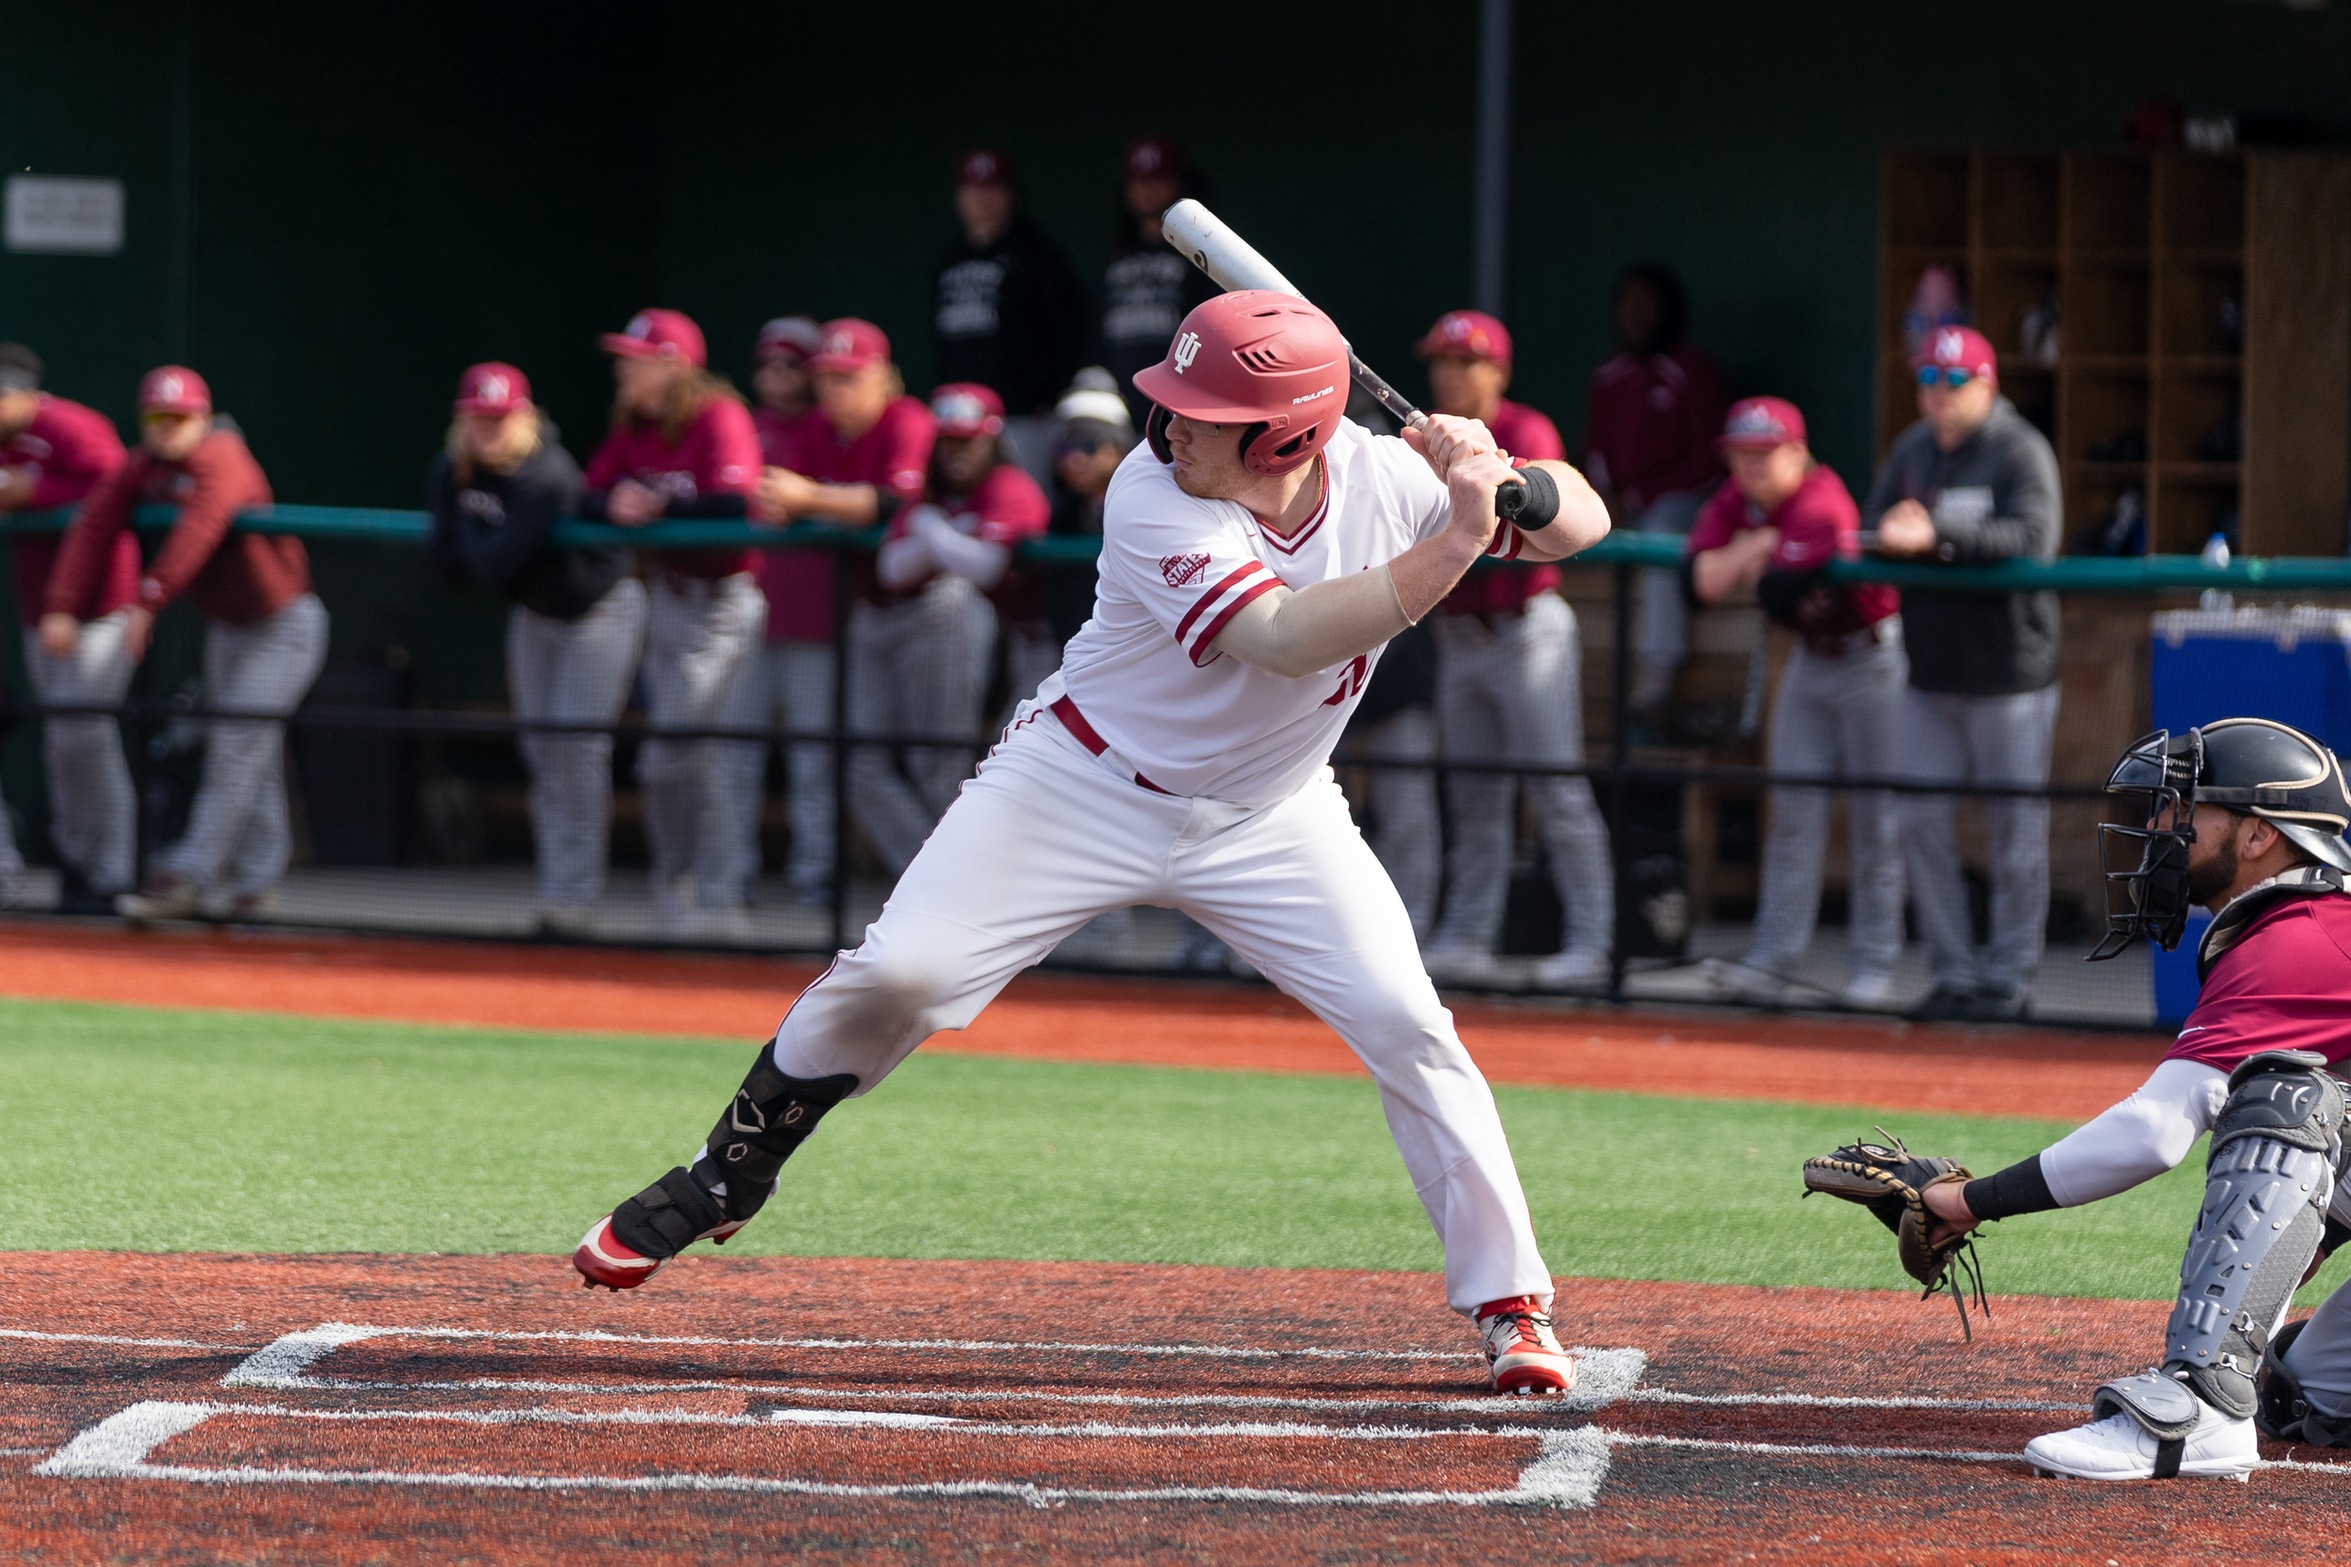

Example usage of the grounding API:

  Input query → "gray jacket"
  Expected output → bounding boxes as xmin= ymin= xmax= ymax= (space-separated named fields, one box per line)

xmin=1861 ymin=397 xmax=2061 ymax=696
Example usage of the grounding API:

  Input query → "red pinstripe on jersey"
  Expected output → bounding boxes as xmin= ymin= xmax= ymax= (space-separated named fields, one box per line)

xmin=1171 ymin=560 xmax=1272 ymax=649
xmin=1187 ymin=575 xmax=1282 ymax=666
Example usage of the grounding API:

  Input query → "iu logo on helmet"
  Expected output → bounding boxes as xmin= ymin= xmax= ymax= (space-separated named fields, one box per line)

xmin=1171 ymin=331 xmax=1202 ymax=374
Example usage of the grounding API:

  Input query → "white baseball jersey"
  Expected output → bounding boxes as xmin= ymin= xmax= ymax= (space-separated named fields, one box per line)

xmin=1053 ymin=419 xmax=1450 ymax=808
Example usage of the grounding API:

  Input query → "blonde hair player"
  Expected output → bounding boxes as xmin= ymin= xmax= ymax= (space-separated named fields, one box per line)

xmin=574 ymin=291 xmax=1613 ymax=1395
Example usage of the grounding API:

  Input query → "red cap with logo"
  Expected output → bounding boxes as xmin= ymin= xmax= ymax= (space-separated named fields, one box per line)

xmin=138 ymin=366 xmax=211 ymax=416
xmin=1124 ymin=135 xmax=1188 ymax=182
xmin=1718 ymin=395 xmax=1807 ymax=451
xmin=1416 ymin=309 xmax=1513 ymax=366
xmin=957 ymin=148 xmax=1016 ymax=190
xmin=930 ymin=382 xmax=1005 ymax=439
xmin=1915 ymin=325 xmax=1997 ymax=378
xmin=808 ymin=318 xmax=891 ymax=375
xmin=1132 ymin=291 xmax=1349 ymax=478
xmin=600 ymin=308 xmax=707 ymax=368
xmin=454 ymin=362 xmax=531 ymax=416
xmin=754 ymin=316 xmax=824 ymax=365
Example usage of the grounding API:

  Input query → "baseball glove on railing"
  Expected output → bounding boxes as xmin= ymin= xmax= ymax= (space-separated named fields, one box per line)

xmin=1802 ymin=1128 xmax=1990 ymax=1338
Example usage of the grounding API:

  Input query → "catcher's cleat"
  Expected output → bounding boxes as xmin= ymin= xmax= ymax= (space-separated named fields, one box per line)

xmin=571 ymin=1048 xmax=857 ymax=1291
xmin=2024 ymin=1398 xmax=2256 ymax=1483
xmin=1476 ymin=1296 xmax=1576 ymax=1396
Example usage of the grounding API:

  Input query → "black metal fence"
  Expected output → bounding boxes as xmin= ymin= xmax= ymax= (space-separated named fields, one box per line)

xmin=8 ymin=506 xmax=2346 ymax=1031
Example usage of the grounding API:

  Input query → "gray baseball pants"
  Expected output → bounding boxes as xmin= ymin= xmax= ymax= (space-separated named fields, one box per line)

xmin=23 ymin=610 xmax=139 ymax=893
xmin=1742 ymin=628 xmax=1907 ymax=982
xmin=1894 ymin=682 xmax=2061 ymax=995
xmin=1629 ymin=489 xmax=1707 ymax=712
xmin=744 ymin=640 xmax=839 ymax=900
xmin=639 ymin=572 xmax=766 ymax=910
xmin=846 ymin=575 xmax=995 ymax=877
xmin=158 ymin=592 xmax=329 ymax=898
xmin=1341 ymin=704 xmax=1439 ymax=941
xmin=507 ymin=577 xmax=645 ymax=911
xmin=1430 ymin=592 xmax=1614 ymax=956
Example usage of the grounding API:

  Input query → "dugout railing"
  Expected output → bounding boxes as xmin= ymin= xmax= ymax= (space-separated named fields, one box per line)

xmin=6 ymin=503 xmax=2346 ymax=1030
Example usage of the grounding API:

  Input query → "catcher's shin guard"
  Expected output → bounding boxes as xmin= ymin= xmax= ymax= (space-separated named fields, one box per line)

xmin=2156 ymin=1051 xmax=2344 ymax=1420
xmin=576 ymin=1047 xmax=856 ymax=1290
xmin=2253 ymin=1318 xmax=2351 ymax=1446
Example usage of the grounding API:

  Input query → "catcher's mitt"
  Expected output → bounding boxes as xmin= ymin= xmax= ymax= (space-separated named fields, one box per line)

xmin=1803 ymin=1127 xmax=1990 ymax=1337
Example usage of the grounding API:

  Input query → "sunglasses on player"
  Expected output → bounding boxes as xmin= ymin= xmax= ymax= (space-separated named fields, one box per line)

xmin=1916 ymin=366 xmax=1976 ymax=389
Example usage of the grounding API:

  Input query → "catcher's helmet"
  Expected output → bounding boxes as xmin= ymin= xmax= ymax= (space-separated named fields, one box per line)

xmin=1132 ymin=291 xmax=1348 ymax=478
xmin=2090 ymin=717 xmax=2351 ymax=959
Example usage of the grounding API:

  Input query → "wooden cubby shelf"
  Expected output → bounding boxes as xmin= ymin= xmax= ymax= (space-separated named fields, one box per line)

xmin=1879 ymin=147 xmax=2351 ymax=557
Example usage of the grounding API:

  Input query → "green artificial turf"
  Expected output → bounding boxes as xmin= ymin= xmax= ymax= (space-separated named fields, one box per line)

xmin=4 ymin=994 xmax=2333 ymax=1304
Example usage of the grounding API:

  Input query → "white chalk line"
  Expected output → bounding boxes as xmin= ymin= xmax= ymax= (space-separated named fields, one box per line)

xmin=102 ymin=1398 xmax=1555 ymax=1443
xmin=0 ymin=1327 xmax=255 ymax=1353
xmin=224 ymin=1320 xmax=1473 ymax=1365
xmin=32 ymin=1402 xmax=1610 ymax=1508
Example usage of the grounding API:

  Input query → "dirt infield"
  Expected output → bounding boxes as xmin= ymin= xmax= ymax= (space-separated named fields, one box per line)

xmin=0 ymin=921 xmax=2168 ymax=1118
xmin=3 ymin=1250 xmax=2346 ymax=1565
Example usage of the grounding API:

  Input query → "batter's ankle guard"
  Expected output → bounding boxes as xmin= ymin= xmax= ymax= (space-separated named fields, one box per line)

xmin=606 ymin=1050 xmax=858 ymax=1263
xmin=696 ymin=1050 xmax=859 ymax=1223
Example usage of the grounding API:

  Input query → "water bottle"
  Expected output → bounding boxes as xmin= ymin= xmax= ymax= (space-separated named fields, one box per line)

xmin=2200 ymin=531 xmax=2233 ymax=613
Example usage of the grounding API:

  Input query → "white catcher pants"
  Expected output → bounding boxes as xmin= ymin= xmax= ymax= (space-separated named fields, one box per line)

xmin=762 ymin=699 xmax=1555 ymax=1314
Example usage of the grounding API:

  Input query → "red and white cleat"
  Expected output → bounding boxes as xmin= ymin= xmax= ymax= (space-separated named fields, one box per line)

xmin=571 ymin=1210 xmax=744 ymax=1291
xmin=1476 ymin=1296 xmax=1577 ymax=1396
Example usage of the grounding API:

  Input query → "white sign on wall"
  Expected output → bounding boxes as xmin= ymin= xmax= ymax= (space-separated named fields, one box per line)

xmin=5 ymin=176 xmax=125 ymax=254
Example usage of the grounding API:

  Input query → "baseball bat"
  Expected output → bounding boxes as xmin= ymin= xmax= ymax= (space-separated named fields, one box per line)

xmin=1160 ymin=198 xmax=1529 ymax=520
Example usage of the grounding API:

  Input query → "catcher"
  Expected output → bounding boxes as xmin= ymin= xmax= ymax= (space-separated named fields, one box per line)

xmin=1808 ymin=717 xmax=2351 ymax=1482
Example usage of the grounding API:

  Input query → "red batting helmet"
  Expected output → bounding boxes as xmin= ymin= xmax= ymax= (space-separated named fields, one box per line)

xmin=1131 ymin=291 xmax=1348 ymax=478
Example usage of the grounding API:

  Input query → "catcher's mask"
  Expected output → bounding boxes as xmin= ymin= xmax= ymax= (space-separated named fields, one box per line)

xmin=2089 ymin=718 xmax=2351 ymax=961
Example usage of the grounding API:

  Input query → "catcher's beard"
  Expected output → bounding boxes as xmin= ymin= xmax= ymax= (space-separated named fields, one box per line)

xmin=2187 ymin=825 xmax=2239 ymax=905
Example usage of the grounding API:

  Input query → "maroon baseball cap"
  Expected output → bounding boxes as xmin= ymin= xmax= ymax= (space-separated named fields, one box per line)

xmin=1416 ymin=309 xmax=1513 ymax=366
xmin=454 ymin=361 xmax=531 ymax=416
xmin=1915 ymin=325 xmax=1997 ymax=378
xmin=754 ymin=316 xmax=824 ymax=365
xmin=600 ymin=308 xmax=707 ymax=368
xmin=1719 ymin=396 xmax=1807 ymax=450
xmin=930 ymin=382 xmax=1005 ymax=439
xmin=1124 ymin=135 xmax=1188 ymax=182
xmin=138 ymin=365 xmax=211 ymax=416
xmin=957 ymin=148 xmax=1016 ymax=190
xmin=808 ymin=318 xmax=891 ymax=375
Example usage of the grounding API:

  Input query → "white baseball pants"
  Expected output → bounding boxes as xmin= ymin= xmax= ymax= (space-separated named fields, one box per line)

xmin=1742 ymin=630 xmax=1908 ymax=982
xmin=507 ymin=578 xmax=646 ymax=911
xmin=1430 ymin=593 xmax=1614 ymax=958
xmin=159 ymin=592 xmax=329 ymax=898
xmin=844 ymin=577 xmax=995 ymax=877
xmin=763 ymin=703 xmax=1555 ymax=1313
xmin=639 ymin=572 xmax=766 ymax=910
xmin=23 ymin=610 xmax=139 ymax=893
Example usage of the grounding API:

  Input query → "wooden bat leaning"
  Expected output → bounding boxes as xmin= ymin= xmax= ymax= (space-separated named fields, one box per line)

xmin=1159 ymin=198 xmax=1530 ymax=522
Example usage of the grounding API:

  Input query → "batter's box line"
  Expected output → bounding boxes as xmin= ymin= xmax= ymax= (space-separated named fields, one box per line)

xmin=209 ymin=1323 xmax=2067 ymax=1417
xmin=219 ymin=1322 xmax=1648 ymax=1415
xmin=30 ymin=1400 xmax=1618 ymax=1510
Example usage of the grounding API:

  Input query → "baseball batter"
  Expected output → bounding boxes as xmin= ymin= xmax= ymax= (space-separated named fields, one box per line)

xmin=575 ymin=292 xmax=1612 ymax=1392
xmin=1826 ymin=719 xmax=2351 ymax=1480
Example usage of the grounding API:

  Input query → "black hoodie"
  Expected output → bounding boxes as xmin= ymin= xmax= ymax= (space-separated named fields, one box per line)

xmin=933 ymin=213 xmax=1089 ymax=417
xmin=426 ymin=426 xmax=626 ymax=622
